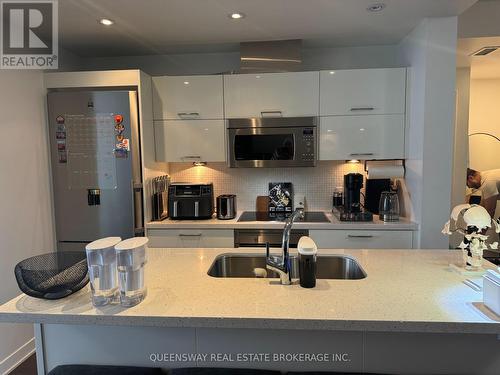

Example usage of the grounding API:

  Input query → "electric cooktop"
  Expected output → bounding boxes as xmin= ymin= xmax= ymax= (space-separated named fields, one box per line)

xmin=238 ymin=211 xmax=330 ymax=223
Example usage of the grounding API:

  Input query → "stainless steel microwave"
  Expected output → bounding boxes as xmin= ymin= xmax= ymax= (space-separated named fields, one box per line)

xmin=227 ymin=117 xmax=317 ymax=168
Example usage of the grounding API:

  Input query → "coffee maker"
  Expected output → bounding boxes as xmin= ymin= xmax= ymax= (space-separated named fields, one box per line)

xmin=336 ymin=173 xmax=373 ymax=222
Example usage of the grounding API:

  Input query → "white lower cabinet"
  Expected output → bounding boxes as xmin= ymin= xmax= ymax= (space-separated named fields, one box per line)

xmin=319 ymin=115 xmax=405 ymax=160
xmin=147 ymin=229 xmax=234 ymax=248
xmin=309 ymin=230 xmax=413 ymax=249
xmin=154 ymin=120 xmax=225 ymax=162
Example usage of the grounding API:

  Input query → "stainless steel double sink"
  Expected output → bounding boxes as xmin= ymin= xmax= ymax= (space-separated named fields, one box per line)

xmin=207 ymin=253 xmax=367 ymax=280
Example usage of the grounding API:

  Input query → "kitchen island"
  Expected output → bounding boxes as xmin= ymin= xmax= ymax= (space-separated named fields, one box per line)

xmin=1 ymin=248 xmax=499 ymax=374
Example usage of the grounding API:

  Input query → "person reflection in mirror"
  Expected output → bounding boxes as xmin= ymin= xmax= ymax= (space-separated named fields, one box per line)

xmin=467 ymin=168 xmax=500 ymax=218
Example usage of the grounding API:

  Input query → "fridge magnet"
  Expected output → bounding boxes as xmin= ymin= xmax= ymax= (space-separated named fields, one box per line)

xmin=116 ymin=138 xmax=130 ymax=151
xmin=114 ymin=123 xmax=125 ymax=134
xmin=57 ymin=140 xmax=66 ymax=151
xmin=114 ymin=114 xmax=123 ymax=124
xmin=114 ymin=148 xmax=128 ymax=159
xmin=116 ymin=134 xmax=124 ymax=142
xmin=114 ymin=138 xmax=130 ymax=158
xmin=56 ymin=131 xmax=66 ymax=140
xmin=56 ymin=115 xmax=65 ymax=124
xmin=58 ymin=151 xmax=67 ymax=163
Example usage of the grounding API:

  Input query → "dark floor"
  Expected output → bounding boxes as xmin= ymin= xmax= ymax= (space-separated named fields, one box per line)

xmin=9 ymin=354 xmax=37 ymax=375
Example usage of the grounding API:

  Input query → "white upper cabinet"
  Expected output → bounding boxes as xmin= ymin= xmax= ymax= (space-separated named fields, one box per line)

xmin=152 ymin=75 xmax=224 ymax=120
xmin=154 ymin=120 xmax=226 ymax=162
xmin=224 ymin=72 xmax=320 ymax=118
xmin=320 ymin=68 xmax=406 ymax=116
xmin=319 ymin=115 xmax=405 ymax=160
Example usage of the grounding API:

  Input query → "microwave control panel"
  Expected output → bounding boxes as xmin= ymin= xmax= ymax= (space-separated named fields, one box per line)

xmin=301 ymin=128 xmax=315 ymax=161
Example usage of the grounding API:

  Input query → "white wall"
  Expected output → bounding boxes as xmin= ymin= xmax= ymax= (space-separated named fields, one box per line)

xmin=468 ymin=78 xmax=500 ymax=172
xmin=453 ymin=68 xmax=471 ymax=207
xmin=398 ymin=17 xmax=458 ymax=249
xmin=78 ymin=45 xmax=403 ymax=76
xmin=0 ymin=71 xmax=54 ymax=373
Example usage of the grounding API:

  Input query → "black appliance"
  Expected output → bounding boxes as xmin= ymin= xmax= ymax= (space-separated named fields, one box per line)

xmin=335 ymin=173 xmax=373 ymax=222
xmin=168 ymin=183 xmax=214 ymax=220
xmin=238 ymin=211 xmax=330 ymax=223
xmin=344 ymin=173 xmax=364 ymax=213
xmin=216 ymin=195 xmax=237 ymax=220
xmin=365 ymin=178 xmax=391 ymax=214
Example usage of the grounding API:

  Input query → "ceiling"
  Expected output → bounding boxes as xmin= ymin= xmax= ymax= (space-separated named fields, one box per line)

xmin=457 ymin=36 xmax=500 ymax=79
xmin=59 ymin=0 xmax=476 ymax=57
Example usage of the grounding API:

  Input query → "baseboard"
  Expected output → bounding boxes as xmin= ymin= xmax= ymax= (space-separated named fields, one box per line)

xmin=0 ymin=338 xmax=35 ymax=375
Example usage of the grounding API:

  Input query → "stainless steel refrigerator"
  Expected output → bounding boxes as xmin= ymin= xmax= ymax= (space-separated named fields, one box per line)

xmin=47 ymin=89 xmax=143 ymax=252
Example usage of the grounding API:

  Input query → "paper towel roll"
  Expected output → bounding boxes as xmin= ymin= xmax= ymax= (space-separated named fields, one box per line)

xmin=367 ymin=165 xmax=405 ymax=179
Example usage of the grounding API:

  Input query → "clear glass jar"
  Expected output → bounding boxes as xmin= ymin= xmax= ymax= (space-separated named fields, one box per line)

xmin=379 ymin=191 xmax=400 ymax=222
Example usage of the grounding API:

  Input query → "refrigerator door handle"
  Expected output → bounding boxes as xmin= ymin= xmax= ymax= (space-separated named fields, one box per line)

xmin=132 ymin=180 xmax=144 ymax=236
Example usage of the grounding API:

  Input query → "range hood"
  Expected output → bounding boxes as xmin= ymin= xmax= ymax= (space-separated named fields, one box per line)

xmin=239 ymin=39 xmax=302 ymax=73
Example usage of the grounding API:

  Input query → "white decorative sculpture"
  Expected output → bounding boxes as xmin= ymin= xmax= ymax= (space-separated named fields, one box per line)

xmin=442 ymin=204 xmax=500 ymax=269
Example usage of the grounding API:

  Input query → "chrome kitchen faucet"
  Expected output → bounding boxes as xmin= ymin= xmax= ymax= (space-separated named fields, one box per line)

xmin=266 ymin=208 xmax=305 ymax=285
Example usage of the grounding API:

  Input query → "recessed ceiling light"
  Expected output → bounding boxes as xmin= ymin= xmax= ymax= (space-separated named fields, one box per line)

xmin=329 ymin=71 xmax=335 ymax=75
xmin=367 ymin=3 xmax=386 ymax=12
xmin=183 ymin=81 xmax=190 ymax=85
xmin=229 ymin=12 xmax=245 ymax=20
xmin=99 ymin=18 xmax=114 ymax=26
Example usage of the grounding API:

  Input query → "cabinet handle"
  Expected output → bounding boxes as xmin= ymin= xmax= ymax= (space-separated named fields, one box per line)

xmin=181 ymin=156 xmax=202 ymax=160
xmin=349 ymin=153 xmax=375 ymax=156
xmin=350 ymin=107 xmax=374 ymax=111
xmin=179 ymin=233 xmax=202 ymax=237
xmin=178 ymin=112 xmax=200 ymax=119
xmin=347 ymin=235 xmax=374 ymax=239
xmin=261 ymin=110 xmax=282 ymax=118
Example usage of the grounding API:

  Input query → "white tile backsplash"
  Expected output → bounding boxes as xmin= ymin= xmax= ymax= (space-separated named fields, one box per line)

xmin=168 ymin=161 xmax=366 ymax=211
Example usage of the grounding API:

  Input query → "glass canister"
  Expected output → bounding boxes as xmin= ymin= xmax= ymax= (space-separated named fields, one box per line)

xmin=85 ymin=237 xmax=121 ymax=306
xmin=115 ymin=237 xmax=148 ymax=307
xmin=332 ymin=186 xmax=343 ymax=207
xmin=379 ymin=191 xmax=400 ymax=222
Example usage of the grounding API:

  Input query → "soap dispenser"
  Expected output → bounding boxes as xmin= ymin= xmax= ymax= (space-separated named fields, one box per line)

xmin=298 ymin=236 xmax=318 ymax=288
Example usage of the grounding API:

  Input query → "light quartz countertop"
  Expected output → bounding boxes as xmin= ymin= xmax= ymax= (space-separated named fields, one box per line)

xmin=0 ymin=248 xmax=498 ymax=334
xmin=146 ymin=211 xmax=418 ymax=231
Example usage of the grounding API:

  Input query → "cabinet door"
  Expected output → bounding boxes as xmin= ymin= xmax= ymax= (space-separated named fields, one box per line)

xmin=319 ymin=115 xmax=404 ymax=160
xmin=309 ymin=230 xmax=413 ymax=249
xmin=320 ymin=68 xmax=406 ymax=116
xmin=154 ymin=120 xmax=226 ymax=162
xmin=153 ymin=75 xmax=224 ymax=120
xmin=147 ymin=229 xmax=234 ymax=248
xmin=224 ymin=72 xmax=319 ymax=118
